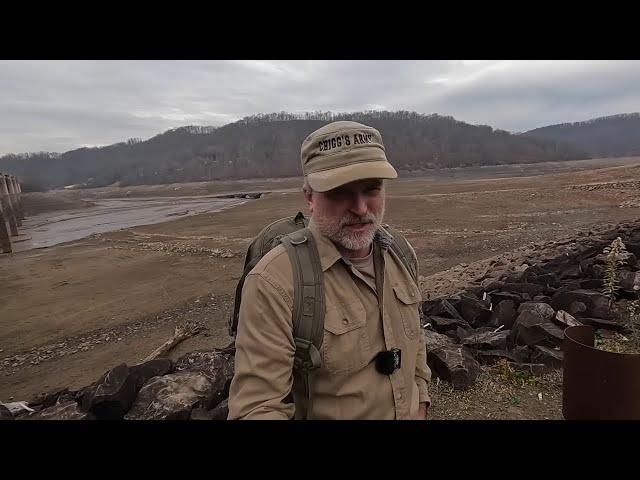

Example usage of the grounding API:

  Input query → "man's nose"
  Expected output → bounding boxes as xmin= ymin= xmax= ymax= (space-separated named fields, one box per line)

xmin=349 ymin=194 xmax=368 ymax=216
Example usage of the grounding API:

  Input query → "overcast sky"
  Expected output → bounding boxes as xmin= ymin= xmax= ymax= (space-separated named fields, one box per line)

xmin=2 ymin=60 xmax=639 ymax=155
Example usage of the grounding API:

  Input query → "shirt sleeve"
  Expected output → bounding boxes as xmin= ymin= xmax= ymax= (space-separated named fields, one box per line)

xmin=227 ymin=271 xmax=296 ymax=420
xmin=407 ymin=240 xmax=432 ymax=405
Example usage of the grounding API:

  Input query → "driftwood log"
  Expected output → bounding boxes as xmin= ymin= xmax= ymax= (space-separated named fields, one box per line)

xmin=144 ymin=323 xmax=203 ymax=362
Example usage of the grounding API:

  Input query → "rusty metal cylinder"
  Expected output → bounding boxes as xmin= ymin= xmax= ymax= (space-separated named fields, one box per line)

xmin=563 ymin=325 xmax=640 ymax=420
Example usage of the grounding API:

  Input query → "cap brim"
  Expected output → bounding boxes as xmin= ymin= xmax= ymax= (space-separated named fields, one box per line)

xmin=307 ymin=160 xmax=398 ymax=192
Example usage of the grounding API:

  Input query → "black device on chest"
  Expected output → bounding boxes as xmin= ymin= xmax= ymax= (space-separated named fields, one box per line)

xmin=375 ymin=348 xmax=402 ymax=375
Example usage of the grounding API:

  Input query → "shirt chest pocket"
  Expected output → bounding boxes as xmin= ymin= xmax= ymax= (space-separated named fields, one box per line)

xmin=392 ymin=283 xmax=422 ymax=340
xmin=322 ymin=299 xmax=372 ymax=375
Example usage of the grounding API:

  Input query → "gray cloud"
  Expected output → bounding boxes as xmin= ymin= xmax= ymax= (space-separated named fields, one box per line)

xmin=1 ymin=60 xmax=639 ymax=155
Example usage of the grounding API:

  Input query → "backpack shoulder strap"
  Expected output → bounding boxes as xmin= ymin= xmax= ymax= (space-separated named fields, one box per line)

xmin=280 ymin=227 xmax=325 ymax=369
xmin=280 ymin=227 xmax=324 ymax=420
xmin=382 ymin=225 xmax=419 ymax=288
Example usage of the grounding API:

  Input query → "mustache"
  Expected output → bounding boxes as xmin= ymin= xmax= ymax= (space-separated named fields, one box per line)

xmin=340 ymin=213 xmax=377 ymax=227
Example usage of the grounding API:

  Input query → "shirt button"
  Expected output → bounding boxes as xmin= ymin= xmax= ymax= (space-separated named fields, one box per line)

xmin=398 ymin=393 xmax=403 ymax=400
xmin=342 ymin=319 xmax=349 ymax=325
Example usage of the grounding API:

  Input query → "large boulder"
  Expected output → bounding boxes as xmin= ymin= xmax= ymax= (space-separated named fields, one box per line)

xmin=424 ymin=329 xmax=456 ymax=351
xmin=550 ymin=289 xmax=617 ymax=320
xmin=510 ymin=306 xmax=564 ymax=347
xmin=553 ymin=310 xmax=582 ymax=328
xmin=457 ymin=295 xmax=492 ymax=327
xmin=77 ymin=363 xmax=139 ymax=419
xmin=488 ymin=300 xmax=517 ymax=329
xmin=174 ymin=349 xmax=235 ymax=410
xmin=427 ymin=345 xmax=481 ymax=390
xmin=125 ymin=371 xmax=216 ymax=420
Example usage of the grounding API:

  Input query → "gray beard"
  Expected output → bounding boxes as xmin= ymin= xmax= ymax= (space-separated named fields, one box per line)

xmin=314 ymin=211 xmax=382 ymax=252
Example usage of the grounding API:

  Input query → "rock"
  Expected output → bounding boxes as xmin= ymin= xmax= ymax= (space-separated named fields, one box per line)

xmin=129 ymin=359 xmax=174 ymax=389
xmin=174 ymin=350 xmax=235 ymax=409
xmin=579 ymin=318 xmax=627 ymax=332
xmin=590 ymin=264 xmax=606 ymax=279
xmin=551 ymin=289 xmax=617 ymax=320
xmin=568 ymin=301 xmax=587 ymax=316
xmin=427 ymin=345 xmax=481 ymax=390
xmin=535 ymin=273 xmax=559 ymax=288
xmin=25 ymin=401 xmax=94 ymax=420
xmin=490 ymin=292 xmax=523 ymax=307
xmin=532 ymin=295 xmax=552 ymax=303
xmin=0 ymin=404 xmax=13 ymax=420
xmin=618 ymin=270 xmax=640 ymax=293
xmin=510 ymin=308 xmax=564 ymax=347
xmin=190 ymin=399 xmax=229 ymax=421
xmin=488 ymin=300 xmax=517 ymax=329
xmin=503 ymin=271 xmax=528 ymax=283
xmin=558 ymin=264 xmax=582 ymax=280
xmin=421 ymin=297 xmax=461 ymax=319
xmin=426 ymin=316 xmax=471 ymax=332
xmin=440 ymin=298 xmax=466 ymax=321
xmin=76 ymin=364 xmax=140 ymax=419
xmin=457 ymin=295 xmax=492 ymax=326
xmin=462 ymin=330 xmax=511 ymax=350
xmin=559 ymin=280 xmax=583 ymax=290
xmin=554 ymin=310 xmax=582 ymax=328
xmin=503 ymin=283 xmax=545 ymax=297
xmin=530 ymin=345 xmax=563 ymax=368
xmin=424 ymin=329 xmax=456 ymax=351
xmin=481 ymin=279 xmax=505 ymax=292
xmin=580 ymin=279 xmax=603 ymax=290
xmin=125 ymin=372 xmax=216 ymax=420
xmin=517 ymin=302 xmax=556 ymax=321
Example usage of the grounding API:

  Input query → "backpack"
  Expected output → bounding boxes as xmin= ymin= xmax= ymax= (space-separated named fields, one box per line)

xmin=228 ymin=211 xmax=418 ymax=418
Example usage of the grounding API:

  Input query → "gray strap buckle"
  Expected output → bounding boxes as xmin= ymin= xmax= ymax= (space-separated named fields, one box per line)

xmin=294 ymin=337 xmax=322 ymax=371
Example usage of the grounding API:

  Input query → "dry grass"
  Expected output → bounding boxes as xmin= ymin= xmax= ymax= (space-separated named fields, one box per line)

xmin=428 ymin=361 xmax=563 ymax=420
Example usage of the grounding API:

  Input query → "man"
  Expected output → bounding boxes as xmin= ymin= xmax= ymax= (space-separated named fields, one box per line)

xmin=228 ymin=120 xmax=431 ymax=420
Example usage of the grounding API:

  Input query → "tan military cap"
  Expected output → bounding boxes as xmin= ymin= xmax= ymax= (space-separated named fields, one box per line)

xmin=300 ymin=121 xmax=397 ymax=192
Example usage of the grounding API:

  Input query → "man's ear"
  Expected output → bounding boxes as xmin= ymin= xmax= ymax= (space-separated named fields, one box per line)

xmin=303 ymin=188 xmax=314 ymax=213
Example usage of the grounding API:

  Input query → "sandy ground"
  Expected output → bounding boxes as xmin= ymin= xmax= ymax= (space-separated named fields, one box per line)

xmin=2 ymin=157 xmax=640 ymax=419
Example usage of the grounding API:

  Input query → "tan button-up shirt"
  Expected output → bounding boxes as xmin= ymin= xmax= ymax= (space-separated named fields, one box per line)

xmin=228 ymin=221 xmax=431 ymax=420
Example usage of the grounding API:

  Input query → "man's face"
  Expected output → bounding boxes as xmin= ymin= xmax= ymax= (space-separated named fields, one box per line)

xmin=305 ymin=178 xmax=386 ymax=252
